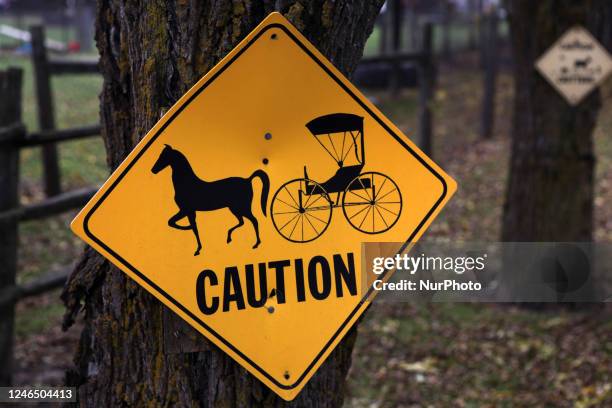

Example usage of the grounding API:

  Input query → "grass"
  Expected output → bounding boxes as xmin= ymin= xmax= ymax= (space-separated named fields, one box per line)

xmin=15 ymin=295 xmax=65 ymax=338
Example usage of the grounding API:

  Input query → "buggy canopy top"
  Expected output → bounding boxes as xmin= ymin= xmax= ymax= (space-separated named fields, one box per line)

xmin=305 ymin=113 xmax=363 ymax=135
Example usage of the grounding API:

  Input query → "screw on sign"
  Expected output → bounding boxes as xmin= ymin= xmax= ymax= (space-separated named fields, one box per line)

xmin=71 ymin=13 xmax=456 ymax=400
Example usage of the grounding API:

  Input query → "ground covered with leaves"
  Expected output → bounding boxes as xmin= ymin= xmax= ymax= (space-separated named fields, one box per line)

xmin=346 ymin=55 xmax=612 ymax=407
xmin=348 ymin=303 xmax=611 ymax=407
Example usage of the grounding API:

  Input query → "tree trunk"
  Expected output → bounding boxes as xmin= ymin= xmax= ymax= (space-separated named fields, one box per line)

xmin=502 ymin=0 xmax=608 ymax=242
xmin=62 ymin=1 xmax=382 ymax=406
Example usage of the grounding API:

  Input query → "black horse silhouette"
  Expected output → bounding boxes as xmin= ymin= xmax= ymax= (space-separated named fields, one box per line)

xmin=574 ymin=56 xmax=592 ymax=69
xmin=151 ymin=145 xmax=269 ymax=255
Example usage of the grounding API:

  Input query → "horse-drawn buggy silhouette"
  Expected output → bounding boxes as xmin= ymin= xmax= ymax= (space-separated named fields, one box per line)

xmin=270 ymin=113 xmax=403 ymax=243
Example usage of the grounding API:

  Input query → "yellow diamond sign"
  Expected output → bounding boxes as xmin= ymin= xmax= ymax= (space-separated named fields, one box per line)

xmin=71 ymin=13 xmax=456 ymax=400
xmin=536 ymin=26 xmax=612 ymax=105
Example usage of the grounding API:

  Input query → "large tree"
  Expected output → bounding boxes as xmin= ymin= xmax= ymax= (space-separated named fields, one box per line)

xmin=502 ymin=0 xmax=608 ymax=242
xmin=62 ymin=1 xmax=383 ymax=406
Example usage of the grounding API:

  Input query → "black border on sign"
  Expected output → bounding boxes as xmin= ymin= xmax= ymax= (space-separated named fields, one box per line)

xmin=83 ymin=23 xmax=448 ymax=391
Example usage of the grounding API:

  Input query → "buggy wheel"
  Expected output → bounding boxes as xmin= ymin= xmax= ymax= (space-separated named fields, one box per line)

xmin=342 ymin=172 xmax=402 ymax=234
xmin=271 ymin=178 xmax=332 ymax=243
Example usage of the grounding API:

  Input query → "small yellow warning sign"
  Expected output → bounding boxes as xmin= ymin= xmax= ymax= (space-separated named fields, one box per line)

xmin=536 ymin=26 xmax=612 ymax=105
xmin=71 ymin=12 xmax=456 ymax=400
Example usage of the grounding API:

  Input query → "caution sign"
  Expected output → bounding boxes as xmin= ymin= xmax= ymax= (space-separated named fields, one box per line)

xmin=536 ymin=26 xmax=612 ymax=105
xmin=71 ymin=13 xmax=455 ymax=400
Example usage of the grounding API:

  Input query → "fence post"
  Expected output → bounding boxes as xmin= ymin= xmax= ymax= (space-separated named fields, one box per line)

xmin=0 ymin=68 xmax=23 ymax=387
xmin=418 ymin=22 xmax=434 ymax=157
xmin=378 ymin=9 xmax=388 ymax=54
xmin=408 ymin=9 xmax=419 ymax=51
xmin=442 ymin=8 xmax=453 ymax=61
xmin=481 ymin=13 xmax=499 ymax=139
xmin=467 ymin=0 xmax=477 ymax=50
xmin=477 ymin=0 xmax=486 ymax=68
xmin=30 ymin=25 xmax=62 ymax=197
xmin=388 ymin=0 xmax=403 ymax=96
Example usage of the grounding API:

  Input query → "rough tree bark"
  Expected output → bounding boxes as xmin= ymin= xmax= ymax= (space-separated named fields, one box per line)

xmin=62 ymin=1 xmax=383 ymax=407
xmin=502 ymin=0 xmax=608 ymax=242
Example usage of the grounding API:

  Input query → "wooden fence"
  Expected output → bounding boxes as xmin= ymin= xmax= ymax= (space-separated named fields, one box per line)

xmin=0 ymin=54 xmax=99 ymax=385
xmin=30 ymin=25 xmax=100 ymax=197
xmin=358 ymin=22 xmax=436 ymax=156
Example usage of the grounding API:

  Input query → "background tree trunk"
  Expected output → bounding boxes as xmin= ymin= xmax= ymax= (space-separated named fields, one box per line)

xmin=62 ymin=1 xmax=383 ymax=406
xmin=502 ymin=0 xmax=608 ymax=242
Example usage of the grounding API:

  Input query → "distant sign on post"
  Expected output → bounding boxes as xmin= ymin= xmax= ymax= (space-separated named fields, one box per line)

xmin=536 ymin=26 xmax=612 ymax=105
xmin=71 ymin=13 xmax=456 ymax=400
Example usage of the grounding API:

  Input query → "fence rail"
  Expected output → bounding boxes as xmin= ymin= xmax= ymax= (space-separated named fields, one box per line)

xmin=0 ymin=123 xmax=25 ymax=144
xmin=0 ymin=186 xmax=97 ymax=225
xmin=0 ymin=267 xmax=71 ymax=309
xmin=21 ymin=124 xmax=101 ymax=147
xmin=48 ymin=58 xmax=99 ymax=75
